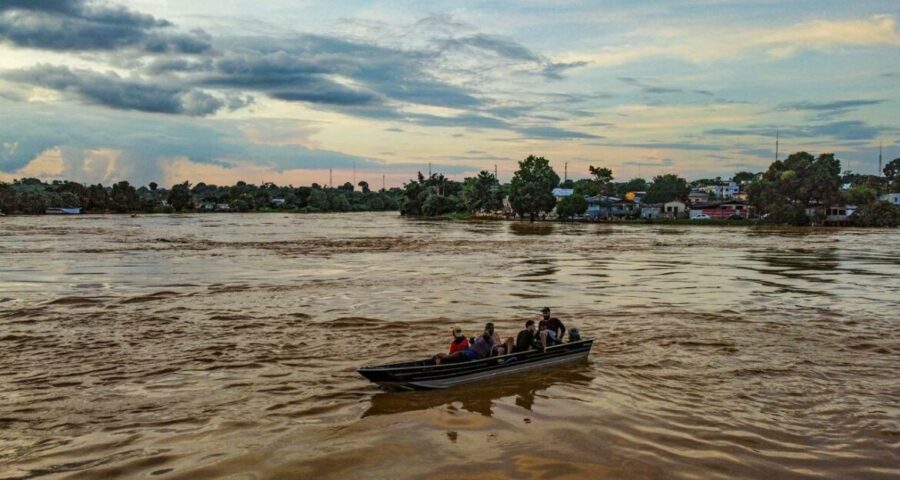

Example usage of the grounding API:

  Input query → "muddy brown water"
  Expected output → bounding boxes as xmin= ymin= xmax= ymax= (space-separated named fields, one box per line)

xmin=1 ymin=212 xmax=898 ymax=479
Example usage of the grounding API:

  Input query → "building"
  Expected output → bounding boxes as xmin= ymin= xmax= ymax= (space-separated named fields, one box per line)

xmin=687 ymin=191 xmax=709 ymax=204
xmin=702 ymin=182 xmax=740 ymax=199
xmin=551 ymin=188 xmax=574 ymax=200
xmin=690 ymin=201 xmax=751 ymax=219
xmin=585 ymin=195 xmax=610 ymax=219
xmin=663 ymin=200 xmax=687 ymax=218
xmin=879 ymin=193 xmax=900 ymax=205
xmin=640 ymin=204 xmax=662 ymax=219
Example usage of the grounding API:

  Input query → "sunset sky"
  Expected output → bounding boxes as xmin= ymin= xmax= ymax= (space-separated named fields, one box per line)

xmin=1 ymin=0 xmax=898 ymax=188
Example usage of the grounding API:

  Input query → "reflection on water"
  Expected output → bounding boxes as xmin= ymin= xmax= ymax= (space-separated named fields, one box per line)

xmin=0 ymin=213 xmax=898 ymax=480
xmin=364 ymin=363 xmax=593 ymax=418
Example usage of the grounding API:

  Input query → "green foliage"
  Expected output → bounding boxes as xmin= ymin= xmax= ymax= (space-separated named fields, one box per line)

xmin=508 ymin=155 xmax=560 ymax=221
xmin=572 ymin=165 xmax=614 ymax=197
xmin=422 ymin=194 xmax=461 ymax=216
xmin=851 ymin=202 xmax=899 ymax=227
xmin=0 ymin=177 xmax=402 ymax=215
xmin=884 ymin=158 xmax=899 ymax=181
xmin=167 ymin=182 xmax=192 ymax=212
xmin=747 ymin=151 xmax=842 ymax=226
xmin=399 ymin=172 xmax=473 ymax=217
xmin=732 ymin=171 xmax=758 ymax=184
xmin=556 ymin=194 xmax=588 ymax=219
xmin=614 ymin=178 xmax=648 ymax=197
xmin=461 ymin=170 xmax=503 ymax=213
xmin=842 ymin=185 xmax=877 ymax=206
xmin=644 ymin=174 xmax=690 ymax=204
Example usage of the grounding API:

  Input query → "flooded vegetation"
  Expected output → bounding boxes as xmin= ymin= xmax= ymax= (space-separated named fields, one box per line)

xmin=1 ymin=212 xmax=898 ymax=479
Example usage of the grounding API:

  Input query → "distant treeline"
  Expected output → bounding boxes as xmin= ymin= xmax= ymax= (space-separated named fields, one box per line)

xmin=2 ymin=153 xmax=898 ymax=227
xmin=0 ymin=179 xmax=402 ymax=214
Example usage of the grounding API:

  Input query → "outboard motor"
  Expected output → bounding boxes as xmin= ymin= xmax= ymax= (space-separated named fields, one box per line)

xmin=568 ymin=328 xmax=581 ymax=342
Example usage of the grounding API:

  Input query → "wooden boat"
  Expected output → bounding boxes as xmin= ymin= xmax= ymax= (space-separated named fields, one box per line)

xmin=358 ymin=339 xmax=593 ymax=390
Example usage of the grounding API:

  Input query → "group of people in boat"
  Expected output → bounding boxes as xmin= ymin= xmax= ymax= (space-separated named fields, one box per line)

xmin=433 ymin=307 xmax=569 ymax=365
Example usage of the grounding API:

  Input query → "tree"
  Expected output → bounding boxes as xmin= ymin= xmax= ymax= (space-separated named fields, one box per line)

xmin=559 ymin=179 xmax=575 ymax=189
xmin=148 ymin=182 xmax=158 ymax=191
xmin=733 ymin=171 xmax=758 ymax=184
xmin=508 ymin=155 xmax=560 ymax=222
xmin=461 ymin=170 xmax=503 ymax=213
xmin=851 ymin=201 xmax=899 ymax=227
xmin=110 ymin=181 xmax=140 ymax=212
xmin=422 ymin=194 xmax=460 ymax=216
xmin=168 ymin=181 xmax=192 ymax=212
xmin=747 ymin=151 xmax=842 ymax=225
xmin=358 ymin=181 xmax=370 ymax=193
xmin=884 ymin=158 xmax=899 ymax=181
xmin=644 ymin=174 xmax=690 ymax=204
xmin=556 ymin=194 xmax=587 ymax=220
xmin=615 ymin=178 xmax=648 ymax=197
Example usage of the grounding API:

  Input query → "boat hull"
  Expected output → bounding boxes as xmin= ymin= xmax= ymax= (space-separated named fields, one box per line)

xmin=358 ymin=339 xmax=593 ymax=390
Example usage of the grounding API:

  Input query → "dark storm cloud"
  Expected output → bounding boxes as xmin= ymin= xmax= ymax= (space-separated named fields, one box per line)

xmin=0 ymin=0 xmax=211 ymax=53
xmin=2 ymin=64 xmax=222 ymax=116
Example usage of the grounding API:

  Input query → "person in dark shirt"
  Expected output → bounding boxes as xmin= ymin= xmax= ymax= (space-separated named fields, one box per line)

xmin=514 ymin=320 xmax=538 ymax=352
xmin=538 ymin=307 xmax=566 ymax=350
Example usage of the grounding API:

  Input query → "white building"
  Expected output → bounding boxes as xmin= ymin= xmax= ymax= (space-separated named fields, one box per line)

xmin=551 ymin=188 xmax=574 ymax=200
xmin=879 ymin=193 xmax=900 ymax=205
xmin=702 ymin=182 xmax=740 ymax=199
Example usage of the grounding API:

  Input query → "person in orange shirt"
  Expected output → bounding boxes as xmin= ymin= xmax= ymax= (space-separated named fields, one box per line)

xmin=433 ymin=326 xmax=470 ymax=364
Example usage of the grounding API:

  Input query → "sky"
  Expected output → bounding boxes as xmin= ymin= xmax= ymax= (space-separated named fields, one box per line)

xmin=0 ymin=0 xmax=898 ymax=188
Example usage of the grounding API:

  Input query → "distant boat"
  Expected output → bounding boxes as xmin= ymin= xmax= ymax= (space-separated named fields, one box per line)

xmin=45 ymin=207 xmax=81 ymax=215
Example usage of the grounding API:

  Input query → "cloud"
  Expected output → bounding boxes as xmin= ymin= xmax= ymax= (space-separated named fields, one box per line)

xmin=705 ymin=120 xmax=889 ymax=141
xmin=0 ymin=101 xmax=399 ymax=184
xmin=515 ymin=126 xmax=602 ymax=140
xmin=0 ymin=0 xmax=211 ymax=53
xmin=623 ymin=158 xmax=674 ymax=167
xmin=2 ymin=64 xmax=223 ymax=116
xmin=563 ymin=15 xmax=900 ymax=66
xmin=598 ymin=142 xmax=723 ymax=151
xmin=778 ymin=99 xmax=886 ymax=113
xmin=619 ymin=77 xmax=682 ymax=95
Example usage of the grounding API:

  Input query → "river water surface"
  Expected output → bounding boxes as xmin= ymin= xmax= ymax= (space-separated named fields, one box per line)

xmin=1 ymin=213 xmax=898 ymax=479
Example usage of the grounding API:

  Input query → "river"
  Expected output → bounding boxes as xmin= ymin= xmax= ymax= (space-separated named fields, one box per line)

xmin=1 ymin=212 xmax=898 ymax=479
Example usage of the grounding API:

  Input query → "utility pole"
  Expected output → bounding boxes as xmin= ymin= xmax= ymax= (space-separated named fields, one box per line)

xmin=382 ymin=174 xmax=386 ymax=191
xmin=329 ymin=168 xmax=333 ymax=188
xmin=564 ymin=162 xmax=568 ymax=182
xmin=494 ymin=164 xmax=498 ymax=180
xmin=428 ymin=162 xmax=432 ymax=177
xmin=353 ymin=159 xmax=356 ymax=185
xmin=878 ymin=141 xmax=883 ymax=176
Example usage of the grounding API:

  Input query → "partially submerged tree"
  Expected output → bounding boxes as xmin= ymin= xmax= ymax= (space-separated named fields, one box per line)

xmin=508 ymin=155 xmax=560 ymax=222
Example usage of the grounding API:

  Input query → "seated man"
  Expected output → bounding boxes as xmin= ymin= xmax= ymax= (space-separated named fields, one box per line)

xmin=514 ymin=320 xmax=538 ymax=353
xmin=538 ymin=307 xmax=566 ymax=350
xmin=436 ymin=324 xmax=496 ymax=364
xmin=432 ymin=326 xmax=469 ymax=364
xmin=484 ymin=322 xmax=515 ymax=357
